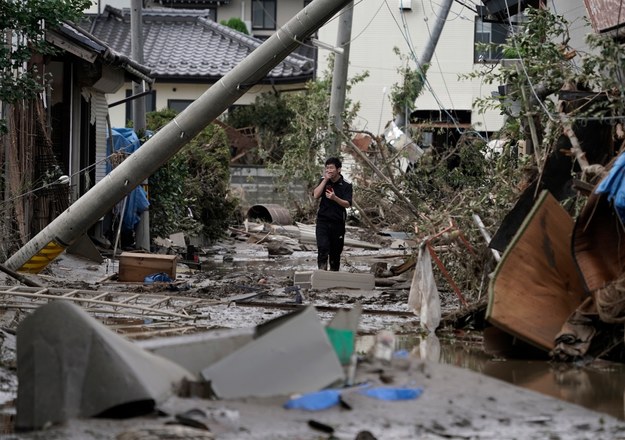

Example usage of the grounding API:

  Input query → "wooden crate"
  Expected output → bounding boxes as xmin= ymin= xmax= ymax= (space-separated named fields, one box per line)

xmin=118 ymin=252 xmax=178 ymax=282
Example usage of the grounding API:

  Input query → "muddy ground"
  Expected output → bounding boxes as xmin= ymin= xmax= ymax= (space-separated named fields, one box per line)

xmin=0 ymin=233 xmax=624 ymax=439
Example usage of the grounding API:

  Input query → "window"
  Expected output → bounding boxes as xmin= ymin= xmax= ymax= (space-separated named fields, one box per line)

xmin=252 ymin=0 xmax=276 ymax=30
xmin=474 ymin=17 xmax=509 ymax=63
xmin=125 ymin=89 xmax=156 ymax=123
xmin=168 ymin=99 xmax=194 ymax=114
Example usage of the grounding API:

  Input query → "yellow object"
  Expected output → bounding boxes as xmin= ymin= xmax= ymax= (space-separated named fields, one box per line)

xmin=19 ymin=241 xmax=66 ymax=273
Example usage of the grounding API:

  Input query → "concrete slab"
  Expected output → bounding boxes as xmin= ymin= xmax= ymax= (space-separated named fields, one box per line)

xmin=293 ymin=270 xmax=313 ymax=288
xmin=136 ymin=328 xmax=255 ymax=376
xmin=311 ymin=270 xmax=375 ymax=290
xmin=200 ymin=306 xmax=344 ymax=399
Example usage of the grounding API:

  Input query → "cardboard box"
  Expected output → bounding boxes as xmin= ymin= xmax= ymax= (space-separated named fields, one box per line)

xmin=118 ymin=252 xmax=177 ymax=282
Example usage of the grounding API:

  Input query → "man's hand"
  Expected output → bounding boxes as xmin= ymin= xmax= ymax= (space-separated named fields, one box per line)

xmin=325 ymin=187 xmax=334 ymax=199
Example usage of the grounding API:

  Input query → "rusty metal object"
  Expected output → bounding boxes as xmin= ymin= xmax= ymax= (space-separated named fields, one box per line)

xmin=247 ymin=204 xmax=292 ymax=225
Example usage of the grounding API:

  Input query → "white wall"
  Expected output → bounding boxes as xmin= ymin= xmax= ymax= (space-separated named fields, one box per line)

xmin=107 ymin=81 xmax=304 ymax=128
xmin=316 ymin=1 xmax=505 ymax=134
xmin=547 ymin=0 xmax=594 ymax=59
xmin=85 ymin=0 xmax=128 ymax=13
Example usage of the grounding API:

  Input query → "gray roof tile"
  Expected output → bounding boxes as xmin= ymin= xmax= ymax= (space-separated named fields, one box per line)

xmin=81 ymin=6 xmax=314 ymax=83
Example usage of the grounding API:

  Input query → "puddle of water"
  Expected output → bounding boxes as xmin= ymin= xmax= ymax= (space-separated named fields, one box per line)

xmin=356 ymin=334 xmax=625 ymax=421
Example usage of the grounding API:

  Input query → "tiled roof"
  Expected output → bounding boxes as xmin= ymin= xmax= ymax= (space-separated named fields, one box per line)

xmin=49 ymin=22 xmax=154 ymax=84
xmin=80 ymin=6 xmax=314 ymax=83
xmin=147 ymin=0 xmax=229 ymax=6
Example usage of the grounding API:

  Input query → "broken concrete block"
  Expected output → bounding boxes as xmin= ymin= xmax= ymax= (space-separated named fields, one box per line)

xmin=293 ymin=270 xmax=313 ymax=288
xmin=311 ymin=270 xmax=375 ymax=290
xmin=16 ymin=301 xmax=194 ymax=430
xmin=200 ymin=306 xmax=344 ymax=399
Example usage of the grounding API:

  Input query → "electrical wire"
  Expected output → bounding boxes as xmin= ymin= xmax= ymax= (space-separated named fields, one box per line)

xmin=384 ymin=0 xmax=488 ymax=140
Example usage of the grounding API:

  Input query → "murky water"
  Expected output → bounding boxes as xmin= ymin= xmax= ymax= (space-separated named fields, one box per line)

xmin=357 ymin=333 xmax=625 ymax=421
xmin=204 ymin=249 xmax=625 ymax=421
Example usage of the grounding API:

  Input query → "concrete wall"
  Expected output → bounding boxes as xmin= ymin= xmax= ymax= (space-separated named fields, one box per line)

xmin=230 ymin=165 xmax=307 ymax=208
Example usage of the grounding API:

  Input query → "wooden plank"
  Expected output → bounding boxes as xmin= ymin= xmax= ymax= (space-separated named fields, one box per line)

xmin=311 ymin=270 xmax=375 ymax=290
xmin=487 ymin=190 xmax=585 ymax=351
xmin=118 ymin=252 xmax=177 ymax=282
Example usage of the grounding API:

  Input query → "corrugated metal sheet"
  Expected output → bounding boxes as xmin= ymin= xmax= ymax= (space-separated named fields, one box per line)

xmin=584 ymin=0 xmax=625 ymax=34
xmin=83 ymin=89 xmax=110 ymax=184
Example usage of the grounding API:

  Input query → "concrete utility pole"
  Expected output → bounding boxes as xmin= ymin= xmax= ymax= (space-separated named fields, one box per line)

xmin=5 ymin=0 xmax=356 ymax=273
xmin=394 ymin=0 xmax=454 ymax=130
xmin=328 ymin=2 xmax=353 ymax=156
xmin=131 ymin=0 xmax=150 ymax=251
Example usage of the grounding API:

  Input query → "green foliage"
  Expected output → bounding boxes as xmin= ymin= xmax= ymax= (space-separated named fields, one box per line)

xmin=0 ymin=0 xmax=91 ymax=133
xmin=146 ymin=109 xmax=238 ymax=242
xmin=220 ymin=17 xmax=249 ymax=34
xmin=223 ymin=61 xmax=368 ymax=221
xmin=265 ymin=61 xmax=368 ymax=220
xmin=390 ymin=47 xmax=429 ymax=116
xmin=462 ymin=7 xmax=625 ymax=165
xmin=466 ymin=8 xmax=572 ymax=117
xmin=224 ymin=91 xmax=294 ymax=162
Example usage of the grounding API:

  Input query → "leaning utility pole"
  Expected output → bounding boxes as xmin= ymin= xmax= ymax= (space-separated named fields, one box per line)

xmin=328 ymin=2 xmax=353 ymax=155
xmin=4 ymin=0 xmax=356 ymax=273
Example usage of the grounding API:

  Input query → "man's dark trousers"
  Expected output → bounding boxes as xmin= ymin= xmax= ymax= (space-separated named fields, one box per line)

xmin=316 ymin=221 xmax=345 ymax=271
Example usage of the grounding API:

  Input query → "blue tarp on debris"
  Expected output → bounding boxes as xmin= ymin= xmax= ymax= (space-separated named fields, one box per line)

xmin=596 ymin=152 xmax=625 ymax=222
xmin=107 ymin=128 xmax=149 ymax=233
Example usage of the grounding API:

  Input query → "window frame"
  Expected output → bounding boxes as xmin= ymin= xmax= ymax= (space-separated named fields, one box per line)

xmin=251 ymin=0 xmax=277 ymax=31
xmin=474 ymin=17 xmax=509 ymax=63
xmin=167 ymin=99 xmax=194 ymax=114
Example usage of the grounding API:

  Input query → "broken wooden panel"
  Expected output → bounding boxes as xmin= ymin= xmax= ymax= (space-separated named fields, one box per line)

xmin=573 ymin=191 xmax=625 ymax=292
xmin=311 ymin=270 xmax=375 ymax=290
xmin=118 ymin=252 xmax=177 ymax=282
xmin=487 ymin=190 xmax=586 ymax=351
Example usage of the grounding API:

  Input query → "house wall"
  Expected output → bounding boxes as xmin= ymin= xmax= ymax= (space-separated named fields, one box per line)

xmin=549 ymin=0 xmax=594 ymax=57
xmin=107 ymin=81 xmax=306 ymax=128
xmin=216 ymin=0 xmax=304 ymax=37
xmin=316 ymin=1 xmax=505 ymax=134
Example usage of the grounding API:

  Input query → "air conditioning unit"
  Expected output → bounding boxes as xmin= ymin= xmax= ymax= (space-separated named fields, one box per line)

xmin=399 ymin=0 xmax=412 ymax=11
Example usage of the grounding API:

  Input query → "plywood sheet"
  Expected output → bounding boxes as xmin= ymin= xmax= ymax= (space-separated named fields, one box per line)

xmin=487 ymin=190 xmax=585 ymax=351
xmin=573 ymin=190 xmax=625 ymax=292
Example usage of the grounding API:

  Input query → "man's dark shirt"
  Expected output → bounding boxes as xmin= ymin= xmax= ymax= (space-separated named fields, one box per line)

xmin=316 ymin=175 xmax=353 ymax=223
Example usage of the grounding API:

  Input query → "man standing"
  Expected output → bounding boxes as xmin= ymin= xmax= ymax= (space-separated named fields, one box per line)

xmin=313 ymin=157 xmax=353 ymax=271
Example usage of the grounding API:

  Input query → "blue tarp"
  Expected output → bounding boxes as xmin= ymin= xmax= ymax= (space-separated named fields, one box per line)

xmin=596 ymin=152 xmax=625 ymax=222
xmin=107 ymin=128 xmax=149 ymax=233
